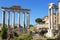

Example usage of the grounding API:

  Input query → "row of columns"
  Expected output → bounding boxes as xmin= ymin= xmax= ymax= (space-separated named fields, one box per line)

xmin=2 ymin=9 xmax=30 ymax=29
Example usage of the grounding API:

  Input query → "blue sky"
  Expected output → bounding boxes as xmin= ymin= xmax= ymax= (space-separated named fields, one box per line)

xmin=0 ymin=0 xmax=58 ymax=25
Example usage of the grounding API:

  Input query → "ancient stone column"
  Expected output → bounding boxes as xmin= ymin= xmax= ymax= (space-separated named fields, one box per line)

xmin=23 ymin=12 xmax=25 ymax=28
xmin=18 ymin=12 xmax=20 ymax=28
xmin=26 ymin=12 xmax=30 ymax=29
xmin=56 ymin=8 xmax=58 ymax=30
xmin=45 ymin=3 xmax=54 ymax=38
xmin=7 ymin=10 xmax=11 ymax=40
xmin=51 ymin=8 xmax=53 ymax=29
xmin=7 ymin=10 xmax=10 ymax=35
xmin=48 ymin=9 xmax=51 ymax=29
xmin=12 ymin=11 xmax=15 ymax=28
xmin=2 ymin=9 xmax=5 ymax=27
xmin=46 ymin=8 xmax=54 ymax=38
xmin=8 ymin=10 xmax=10 ymax=28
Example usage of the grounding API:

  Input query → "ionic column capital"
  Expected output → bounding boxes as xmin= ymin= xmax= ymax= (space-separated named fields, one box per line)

xmin=2 ymin=9 xmax=5 ymax=11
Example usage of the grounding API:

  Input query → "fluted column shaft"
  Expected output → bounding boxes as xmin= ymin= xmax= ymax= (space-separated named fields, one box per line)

xmin=51 ymin=8 xmax=53 ymax=29
xmin=8 ymin=11 xmax=10 ymax=28
xmin=56 ymin=9 xmax=58 ymax=30
xmin=27 ymin=12 xmax=30 ymax=29
xmin=48 ymin=9 xmax=51 ymax=29
xmin=23 ymin=12 xmax=25 ymax=28
xmin=18 ymin=12 xmax=20 ymax=28
xmin=7 ymin=10 xmax=11 ymax=40
xmin=12 ymin=11 xmax=15 ymax=28
xmin=2 ymin=9 xmax=5 ymax=27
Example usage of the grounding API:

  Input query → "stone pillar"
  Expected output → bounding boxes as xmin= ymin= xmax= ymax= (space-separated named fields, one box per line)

xmin=18 ymin=12 xmax=20 ymax=28
xmin=51 ymin=8 xmax=53 ymax=30
xmin=45 ymin=7 xmax=54 ymax=38
xmin=56 ymin=8 xmax=58 ymax=30
xmin=2 ymin=9 xmax=5 ymax=27
xmin=48 ymin=9 xmax=51 ymax=29
xmin=7 ymin=10 xmax=10 ymax=36
xmin=7 ymin=10 xmax=11 ymax=40
xmin=26 ymin=12 xmax=30 ymax=29
xmin=12 ymin=11 xmax=15 ymax=28
xmin=23 ymin=12 xmax=25 ymax=28
xmin=8 ymin=10 xmax=10 ymax=28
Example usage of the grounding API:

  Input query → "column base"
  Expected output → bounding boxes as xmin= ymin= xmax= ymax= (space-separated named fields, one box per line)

xmin=45 ymin=29 xmax=54 ymax=38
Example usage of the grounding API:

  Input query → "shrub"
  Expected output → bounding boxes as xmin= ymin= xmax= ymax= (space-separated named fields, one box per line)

xmin=1 ymin=25 xmax=7 ymax=39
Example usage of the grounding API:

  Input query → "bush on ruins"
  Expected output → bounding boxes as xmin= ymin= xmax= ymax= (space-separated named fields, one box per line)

xmin=13 ymin=32 xmax=32 ymax=40
xmin=1 ymin=25 xmax=7 ymax=39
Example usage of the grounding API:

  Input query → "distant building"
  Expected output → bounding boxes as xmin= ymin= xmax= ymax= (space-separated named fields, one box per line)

xmin=35 ymin=13 xmax=57 ymax=31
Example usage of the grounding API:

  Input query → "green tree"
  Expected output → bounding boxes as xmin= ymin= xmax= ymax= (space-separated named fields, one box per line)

xmin=42 ymin=21 xmax=45 ymax=24
xmin=35 ymin=18 xmax=45 ymax=24
xmin=29 ymin=24 xmax=33 ymax=28
xmin=1 ymin=25 xmax=7 ymax=39
xmin=35 ymin=18 xmax=42 ymax=24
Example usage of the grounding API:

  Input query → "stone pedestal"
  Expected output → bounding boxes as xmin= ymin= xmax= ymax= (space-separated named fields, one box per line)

xmin=45 ymin=29 xmax=54 ymax=38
